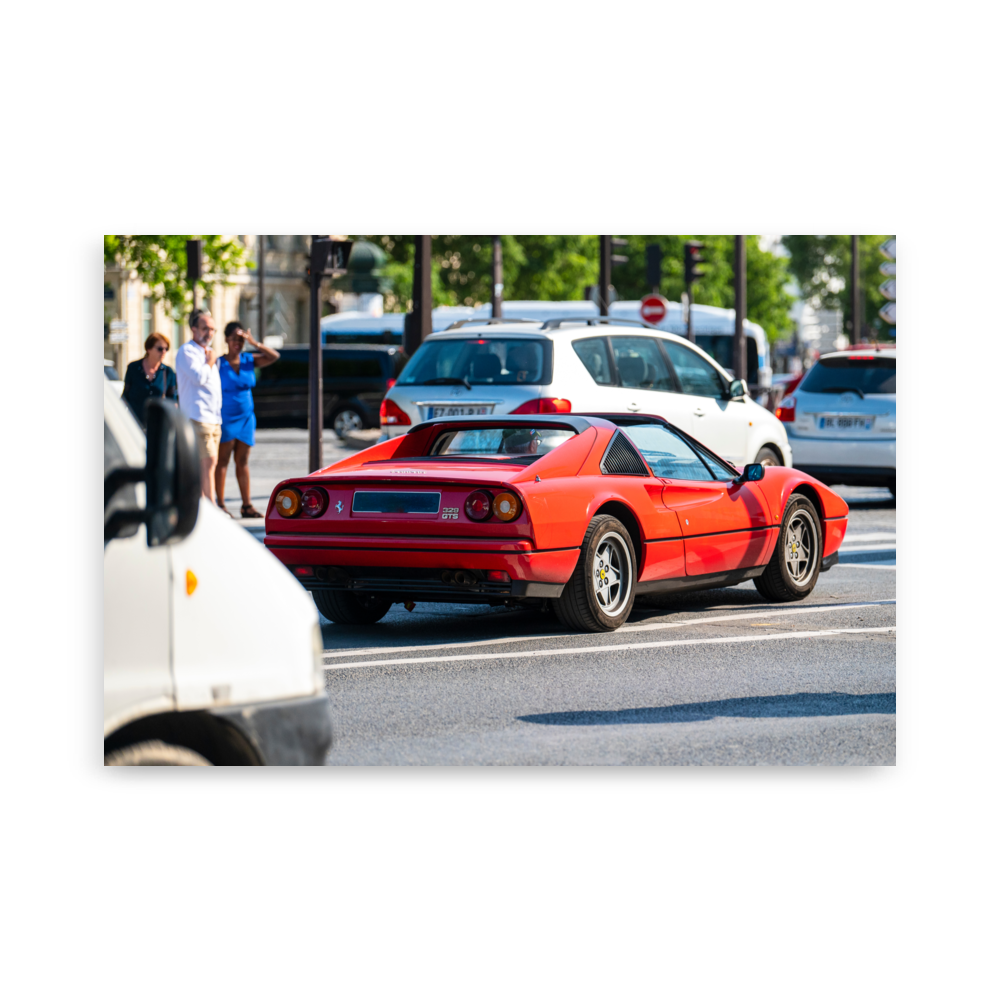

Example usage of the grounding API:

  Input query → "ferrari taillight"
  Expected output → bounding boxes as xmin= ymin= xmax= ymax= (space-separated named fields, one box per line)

xmin=511 ymin=397 xmax=572 ymax=414
xmin=465 ymin=491 xmax=493 ymax=521
xmin=492 ymin=492 xmax=521 ymax=522
xmin=380 ymin=398 xmax=411 ymax=426
xmin=301 ymin=487 xmax=328 ymax=518
xmin=775 ymin=399 xmax=796 ymax=422
xmin=276 ymin=487 xmax=302 ymax=517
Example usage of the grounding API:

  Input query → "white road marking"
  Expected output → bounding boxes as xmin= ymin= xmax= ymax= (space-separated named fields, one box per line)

xmin=839 ymin=545 xmax=896 ymax=553
xmin=325 ymin=627 xmax=896 ymax=670
xmin=832 ymin=562 xmax=896 ymax=570
xmin=322 ymin=600 xmax=896 ymax=661
xmin=842 ymin=532 xmax=897 ymax=542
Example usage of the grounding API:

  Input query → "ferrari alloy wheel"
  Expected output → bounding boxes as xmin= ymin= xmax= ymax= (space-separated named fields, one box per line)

xmin=754 ymin=494 xmax=822 ymax=602
xmin=553 ymin=514 xmax=636 ymax=632
xmin=333 ymin=408 xmax=364 ymax=438
xmin=313 ymin=589 xmax=392 ymax=625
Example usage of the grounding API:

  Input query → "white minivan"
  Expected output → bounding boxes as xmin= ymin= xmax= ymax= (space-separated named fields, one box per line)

xmin=104 ymin=381 xmax=332 ymax=765
xmin=380 ymin=318 xmax=791 ymax=468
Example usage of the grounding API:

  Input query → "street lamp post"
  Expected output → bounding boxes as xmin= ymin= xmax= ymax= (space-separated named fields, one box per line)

xmin=850 ymin=235 xmax=862 ymax=344
xmin=733 ymin=235 xmax=747 ymax=382
xmin=308 ymin=236 xmax=329 ymax=474
xmin=598 ymin=235 xmax=611 ymax=316
xmin=405 ymin=236 xmax=432 ymax=357
xmin=257 ymin=235 xmax=266 ymax=342
xmin=491 ymin=236 xmax=503 ymax=318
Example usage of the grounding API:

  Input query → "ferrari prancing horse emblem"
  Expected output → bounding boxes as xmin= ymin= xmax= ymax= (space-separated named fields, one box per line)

xmin=336 ymin=500 xmax=343 ymax=513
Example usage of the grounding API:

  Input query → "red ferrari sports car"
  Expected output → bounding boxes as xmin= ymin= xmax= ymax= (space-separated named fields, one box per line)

xmin=264 ymin=414 xmax=848 ymax=632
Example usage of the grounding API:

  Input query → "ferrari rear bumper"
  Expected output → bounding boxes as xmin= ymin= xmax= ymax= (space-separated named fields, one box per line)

xmin=264 ymin=533 xmax=579 ymax=601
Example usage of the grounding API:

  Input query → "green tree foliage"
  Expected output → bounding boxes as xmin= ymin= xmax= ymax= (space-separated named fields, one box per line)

xmin=357 ymin=235 xmax=793 ymax=343
xmin=782 ymin=235 xmax=895 ymax=340
xmin=606 ymin=236 xmax=795 ymax=344
xmin=104 ymin=235 xmax=250 ymax=322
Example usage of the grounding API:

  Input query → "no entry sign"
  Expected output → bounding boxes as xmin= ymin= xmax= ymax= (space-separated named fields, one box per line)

xmin=639 ymin=294 xmax=668 ymax=325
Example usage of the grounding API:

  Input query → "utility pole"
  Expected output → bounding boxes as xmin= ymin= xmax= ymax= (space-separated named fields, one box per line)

xmin=308 ymin=236 xmax=330 ymax=473
xmin=850 ymin=234 xmax=862 ymax=344
xmin=491 ymin=236 xmax=503 ymax=318
xmin=257 ymin=235 xmax=266 ymax=342
xmin=733 ymin=235 xmax=747 ymax=382
xmin=185 ymin=238 xmax=202 ymax=338
xmin=598 ymin=235 xmax=611 ymax=316
xmin=404 ymin=236 xmax=432 ymax=357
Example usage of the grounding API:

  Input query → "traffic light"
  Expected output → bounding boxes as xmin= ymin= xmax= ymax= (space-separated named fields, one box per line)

xmin=645 ymin=243 xmax=663 ymax=291
xmin=684 ymin=240 xmax=706 ymax=285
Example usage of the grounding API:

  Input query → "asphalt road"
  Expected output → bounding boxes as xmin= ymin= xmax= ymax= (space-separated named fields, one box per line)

xmin=315 ymin=487 xmax=896 ymax=766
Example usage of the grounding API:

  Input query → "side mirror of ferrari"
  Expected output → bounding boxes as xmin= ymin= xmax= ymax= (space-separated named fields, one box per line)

xmin=735 ymin=463 xmax=764 ymax=484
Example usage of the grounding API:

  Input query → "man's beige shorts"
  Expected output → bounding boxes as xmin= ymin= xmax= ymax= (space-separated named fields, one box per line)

xmin=191 ymin=420 xmax=222 ymax=460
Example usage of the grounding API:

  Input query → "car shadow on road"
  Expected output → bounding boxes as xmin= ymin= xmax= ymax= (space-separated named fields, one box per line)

xmin=518 ymin=692 xmax=895 ymax=726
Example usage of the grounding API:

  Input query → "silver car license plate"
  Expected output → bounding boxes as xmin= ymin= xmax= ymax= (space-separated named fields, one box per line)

xmin=817 ymin=415 xmax=873 ymax=430
xmin=431 ymin=405 xmax=495 ymax=417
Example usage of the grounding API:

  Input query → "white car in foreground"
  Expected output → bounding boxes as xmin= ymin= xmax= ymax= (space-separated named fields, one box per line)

xmin=104 ymin=380 xmax=332 ymax=765
xmin=777 ymin=346 xmax=896 ymax=495
xmin=381 ymin=318 xmax=791 ymax=468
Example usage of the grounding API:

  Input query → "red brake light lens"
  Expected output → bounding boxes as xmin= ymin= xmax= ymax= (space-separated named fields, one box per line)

xmin=465 ymin=490 xmax=493 ymax=521
xmin=300 ymin=487 xmax=328 ymax=518
xmin=386 ymin=378 xmax=396 ymax=389
xmin=510 ymin=397 xmax=572 ymax=414
xmin=775 ymin=399 xmax=796 ymax=422
xmin=380 ymin=398 xmax=411 ymax=426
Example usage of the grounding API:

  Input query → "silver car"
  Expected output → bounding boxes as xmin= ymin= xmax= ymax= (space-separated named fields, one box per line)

xmin=381 ymin=318 xmax=791 ymax=468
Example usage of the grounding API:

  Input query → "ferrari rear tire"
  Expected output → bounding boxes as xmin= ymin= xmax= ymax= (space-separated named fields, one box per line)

xmin=553 ymin=514 xmax=636 ymax=632
xmin=754 ymin=494 xmax=822 ymax=602
xmin=313 ymin=590 xmax=392 ymax=625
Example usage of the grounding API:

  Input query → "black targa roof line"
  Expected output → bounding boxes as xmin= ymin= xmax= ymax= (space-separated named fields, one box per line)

xmin=406 ymin=414 xmax=598 ymax=435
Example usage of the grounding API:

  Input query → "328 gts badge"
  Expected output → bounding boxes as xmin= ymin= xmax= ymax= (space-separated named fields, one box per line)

xmin=441 ymin=507 xmax=459 ymax=520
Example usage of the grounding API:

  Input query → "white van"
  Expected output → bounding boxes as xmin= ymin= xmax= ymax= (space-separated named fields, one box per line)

xmin=104 ymin=381 xmax=332 ymax=765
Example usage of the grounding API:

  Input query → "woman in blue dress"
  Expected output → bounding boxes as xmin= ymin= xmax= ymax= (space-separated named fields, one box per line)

xmin=215 ymin=321 xmax=280 ymax=517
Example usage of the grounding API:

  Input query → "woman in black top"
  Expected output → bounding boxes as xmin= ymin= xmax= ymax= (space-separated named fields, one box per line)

xmin=122 ymin=333 xmax=177 ymax=427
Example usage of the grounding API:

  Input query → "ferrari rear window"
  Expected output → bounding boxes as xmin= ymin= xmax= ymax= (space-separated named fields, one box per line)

xmin=430 ymin=426 xmax=574 ymax=461
xmin=799 ymin=356 xmax=896 ymax=395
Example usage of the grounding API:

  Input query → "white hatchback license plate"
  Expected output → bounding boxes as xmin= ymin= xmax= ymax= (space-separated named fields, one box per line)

xmin=431 ymin=405 xmax=495 ymax=417
xmin=817 ymin=415 xmax=873 ymax=430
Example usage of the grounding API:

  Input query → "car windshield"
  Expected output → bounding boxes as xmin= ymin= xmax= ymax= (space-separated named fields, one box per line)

xmin=799 ymin=355 xmax=896 ymax=395
xmin=624 ymin=424 xmax=731 ymax=481
xmin=430 ymin=426 xmax=574 ymax=462
xmin=397 ymin=338 xmax=552 ymax=386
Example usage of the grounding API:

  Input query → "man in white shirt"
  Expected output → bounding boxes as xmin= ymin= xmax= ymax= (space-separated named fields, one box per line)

xmin=176 ymin=309 xmax=223 ymax=502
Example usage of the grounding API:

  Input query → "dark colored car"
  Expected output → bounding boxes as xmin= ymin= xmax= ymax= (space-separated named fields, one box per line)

xmin=253 ymin=344 xmax=408 ymax=435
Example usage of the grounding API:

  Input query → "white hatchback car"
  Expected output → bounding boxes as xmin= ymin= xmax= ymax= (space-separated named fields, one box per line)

xmin=777 ymin=346 xmax=896 ymax=495
xmin=381 ymin=318 xmax=791 ymax=468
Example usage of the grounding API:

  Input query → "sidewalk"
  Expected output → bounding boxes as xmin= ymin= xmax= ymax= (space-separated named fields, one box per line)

xmin=217 ymin=427 xmax=382 ymax=520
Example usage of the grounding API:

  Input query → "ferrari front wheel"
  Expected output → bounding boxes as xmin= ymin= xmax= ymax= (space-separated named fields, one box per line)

xmin=553 ymin=514 xmax=636 ymax=632
xmin=313 ymin=590 xmax=392 ymax=625
xmin=754 ymin=494 xmax=822 ymax=602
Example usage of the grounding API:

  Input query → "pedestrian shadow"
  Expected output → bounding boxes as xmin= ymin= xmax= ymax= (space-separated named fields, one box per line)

xmin=519 ymin=692 xmax=895 ymax=726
